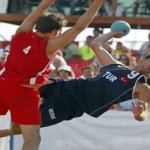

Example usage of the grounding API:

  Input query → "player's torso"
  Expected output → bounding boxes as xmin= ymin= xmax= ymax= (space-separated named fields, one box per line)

xmin=0 ymin=32 xmax=51 ymax=85
xmin=97 ymin=64 xmax=145 ymax=101
xmin=76 ymin=64 xmax=145 ymax=117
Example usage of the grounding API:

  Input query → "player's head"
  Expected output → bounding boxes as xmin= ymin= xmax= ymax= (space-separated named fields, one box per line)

xmin=35 ymin=12 xmax=68 ymax=35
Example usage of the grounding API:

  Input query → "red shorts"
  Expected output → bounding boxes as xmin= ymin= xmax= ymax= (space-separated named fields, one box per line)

xmin=0 ymin=78 xmax=41 ymax=125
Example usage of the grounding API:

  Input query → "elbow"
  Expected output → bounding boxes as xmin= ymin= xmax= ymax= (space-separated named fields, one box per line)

xmin=90 ymin=42 xmax=95 ymax=49
xmin=90 ymin=41 xmax=103 ymax=52
xmin=90 ymin=42 xmax=97 ymax=53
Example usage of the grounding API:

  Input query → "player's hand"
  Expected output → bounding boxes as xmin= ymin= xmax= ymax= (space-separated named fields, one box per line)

xmin=131 ymin=100 xmax=145 ymax=121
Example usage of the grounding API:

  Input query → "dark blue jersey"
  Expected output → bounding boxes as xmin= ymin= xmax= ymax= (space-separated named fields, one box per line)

xmin=65 ymin=64 xmax=146 ymax=117
xmin=39 ymin=64 xmax=146 ymax=127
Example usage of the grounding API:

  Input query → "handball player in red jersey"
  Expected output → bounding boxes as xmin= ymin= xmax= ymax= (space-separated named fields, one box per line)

xmin=0 ymin=0 xmax=105 ymax=149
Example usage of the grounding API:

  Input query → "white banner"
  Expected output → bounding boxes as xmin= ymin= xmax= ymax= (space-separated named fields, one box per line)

xmin=0 ymin=112 xmax=10 ymax=150
xmin=11 ymin=110 xmax=150 ymax=150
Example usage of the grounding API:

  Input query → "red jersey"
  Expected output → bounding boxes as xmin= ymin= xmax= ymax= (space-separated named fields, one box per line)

xmin=0 ymin=32 xmax=51 ymax=85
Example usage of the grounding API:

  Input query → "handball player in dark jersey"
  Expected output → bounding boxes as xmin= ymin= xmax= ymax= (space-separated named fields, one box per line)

xmin=1 ymin=31 xmax=150 ymax=137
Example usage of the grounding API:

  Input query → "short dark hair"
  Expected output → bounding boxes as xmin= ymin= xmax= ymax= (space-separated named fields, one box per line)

xmin=35 ymin=12 xmax=68 ymax=33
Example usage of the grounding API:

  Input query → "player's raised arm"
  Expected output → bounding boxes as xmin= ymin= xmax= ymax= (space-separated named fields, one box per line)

xmin=132 ymin=82 xmax=150 ymax=121
xmin=91 ymin=20 xmax=131 ymax=66
xmin=90 ymin=31 xmax=123 ymax=66
xmin=46 ymin=0 xmax=105 ymax=57
xmin=16 ymin=0 xmax=55 ymax=34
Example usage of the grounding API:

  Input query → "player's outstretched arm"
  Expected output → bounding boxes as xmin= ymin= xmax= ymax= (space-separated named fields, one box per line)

xmin=132 ymin=83 xmax=150 ymax=121
xmin=0 ymin=129 xmax=11 ymax=138
xmin=90 ymin=31 xmax=123 ymax=66
xmin=16 ymin=0 xmax=55 ymax=34
xmin=46 ymin=0 xmax=105 ymax=57
xmin=0 ymin=123 xmax=22 ymax=138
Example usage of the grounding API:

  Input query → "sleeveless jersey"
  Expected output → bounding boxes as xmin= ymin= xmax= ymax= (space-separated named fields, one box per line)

xmin=65 ymin=64 xmax=146 ymax=118
xmin=0 ymin=32 xmax=51 ymax=84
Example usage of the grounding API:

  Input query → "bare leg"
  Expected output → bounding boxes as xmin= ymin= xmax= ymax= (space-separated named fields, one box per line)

xmin=20 ymin=125 xmax=41 ymax=150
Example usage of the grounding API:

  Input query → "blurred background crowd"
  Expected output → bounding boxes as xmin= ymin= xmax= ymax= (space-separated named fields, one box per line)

xmin=0 ymin=0 xmax=149 ymax=17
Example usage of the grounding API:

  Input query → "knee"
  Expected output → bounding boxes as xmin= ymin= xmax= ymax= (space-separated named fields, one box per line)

xmin=36 ymin=134 xmax=41 ymax=143
xmin=23 ymin=131 xmax=41 ymax=145
xmin=21 ymin=125 xmax=41 ymax=145
xmin=25 ymin=134 xmax=41 ymax=145
xmin=32 ymin=133 xmax=41 ymax=143
xmin=34 ymin=134 xmax=41 ymax=145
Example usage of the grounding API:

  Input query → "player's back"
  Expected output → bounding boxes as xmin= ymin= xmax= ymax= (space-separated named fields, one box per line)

xmin=0 ymin=32 xmax=51 ymax=84
xmin=69 ymin=64 xmax=145 ymax=117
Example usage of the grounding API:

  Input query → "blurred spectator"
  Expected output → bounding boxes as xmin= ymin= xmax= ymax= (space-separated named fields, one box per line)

xmin=49 ymin=55 xmax=67 ymax=79
xmin=57 ymin=65 xmax=75 ymax=80
xmin=71 ymin=0 xmax=92 ymax=15
xmin=133 ymin=0 xmax=141 ymax=17
xmin=52 ymin=0 xmax=88 ymax=15
xmin=7 ymin=0 xmax=25 ymax=13
xmin=7 ymin=0 xmax=41 ymax=13
xmin=104 ymin=0 xmax=125 ymax=16
xmin=133 ymin=0 xmax=150 ymax=17
xmin=61 ymin=41 xmax=79 ymax=60
xmin=79 ymin=66 xmax=95 ymax=79
xmin=138 ymin=33 xmax=150 ymax=58
xmin=89 ymin=63 xmax=99 ymax=76
xmin=52 ymin=0 xmax=71 ymax=15
xmin=24 ymin=0 xmax=41 ymax=14
xmin=121 ymin=46 xmax=137 ymax=68
xmin=112 ymin=42 xmax=124 ymax=59
xmin=118 ymin=53 xmax=137 ymax=69
xmin=118 ymin=54 xmax=130 ymax=66
xmin=93 ymin=28 xmax=103 ymax=39
xmin=78 ymin=35 xmax=95 ymax=61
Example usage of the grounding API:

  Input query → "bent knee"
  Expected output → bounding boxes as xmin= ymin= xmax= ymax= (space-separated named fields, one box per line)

xmin=24 ymin=134 xmax=41 ymax=144
xmin=20 ymin=125 xmax=41 ymax=143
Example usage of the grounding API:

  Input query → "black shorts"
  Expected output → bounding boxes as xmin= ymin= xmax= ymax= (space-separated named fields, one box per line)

xmin=39 ymin=81 xmax=84 ymax=127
